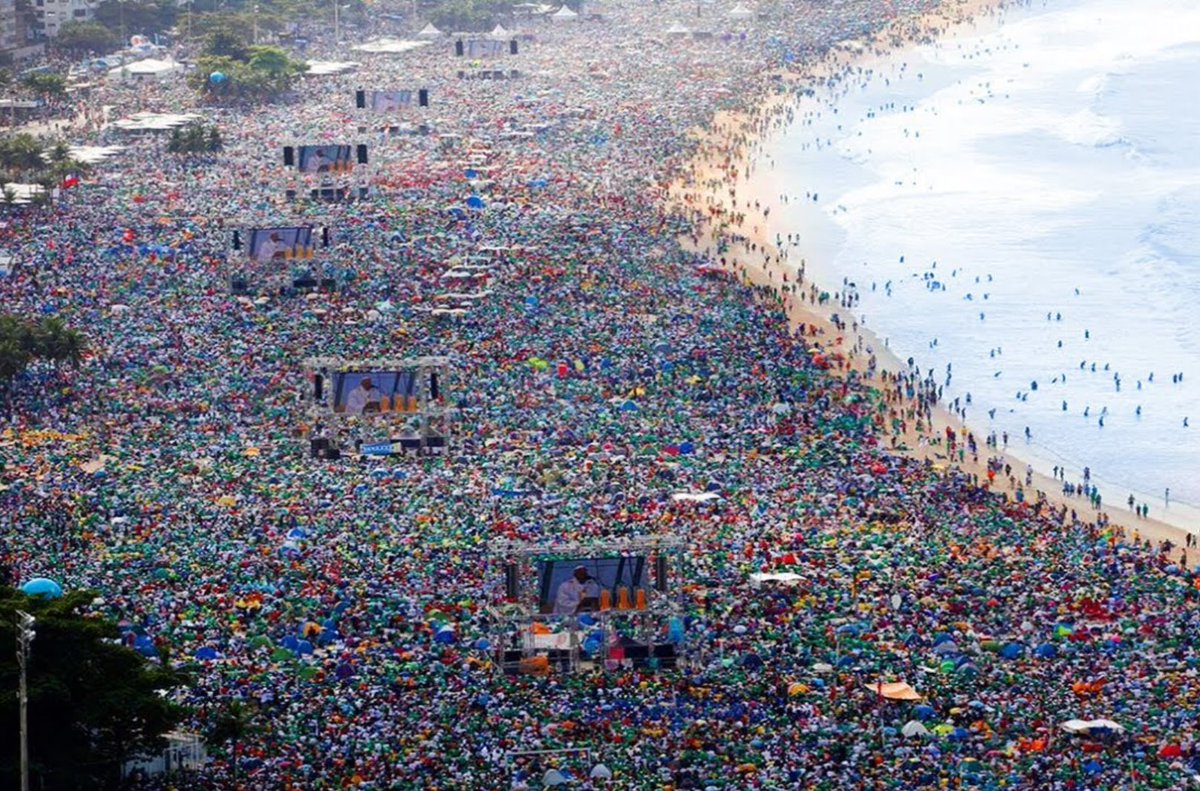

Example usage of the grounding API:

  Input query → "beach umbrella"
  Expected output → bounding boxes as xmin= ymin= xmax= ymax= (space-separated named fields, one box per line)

xmin=135 ymin=635 xmax=158 ymax=658
xmin=542 ymin=768 xmax=567 ymax=787
xmin=902 ymin=721 xmax=930 ymax=738
xmin=21 ymin=578 xmax=63 ymax=598
xmin=1159 ymin=744 xmax=1183 ymax=759
xmin=999 ymin=642 xmax=1023 ymax=659
xmin=1034 ymin=643 xmax=1058 ymax=658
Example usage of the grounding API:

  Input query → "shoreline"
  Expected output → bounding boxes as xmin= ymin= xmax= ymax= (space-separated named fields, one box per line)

xmin=670 ymin=0 xmax=1197 ymax=563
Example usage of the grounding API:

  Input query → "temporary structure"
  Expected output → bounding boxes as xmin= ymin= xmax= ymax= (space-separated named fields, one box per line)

xmin=108 ymin=58 xmax=182 ymax=83
xmin=728 ymin=4 xmax=754 ymax=18
xmin=749 ymin=572 xmax=804 ymax=588
xmin=416 ymin=22 xmax=444 ymax=38
xmin=864 ymin=681 xmax=923 ymax=701
xmin=551 ymin=5 xmax=579 ymax=21
xmin=1061 ymin=719 xmax=1125 ymax=735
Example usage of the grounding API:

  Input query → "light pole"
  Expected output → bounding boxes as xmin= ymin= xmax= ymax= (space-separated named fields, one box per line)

xmin=16 ymin=610 xmax=36 ymax=791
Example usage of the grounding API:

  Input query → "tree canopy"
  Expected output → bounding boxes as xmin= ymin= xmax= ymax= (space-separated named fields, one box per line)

xmin=190 ymin=37 xmax=308 ymax=102
xmin=93 ymin=0 xmax=178 ymax=37
xmin=0 ymin=588 xmax=187 ymax=790
xmin=429 ymin=0 xmax=513 ymax=32
xmin=0 ymin=315 xmax=87 ymax=397
xmin=167 ymin=123 xmax=224 ymax=154
xmin=20 ymin=72 xmax=67 ymax=100
xmin=54 ymin=20 xmax=120 ymax=54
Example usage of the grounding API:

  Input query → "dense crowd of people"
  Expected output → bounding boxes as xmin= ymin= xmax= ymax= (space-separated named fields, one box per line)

xmin=2 ymin=0 xmax=1199 ymax=787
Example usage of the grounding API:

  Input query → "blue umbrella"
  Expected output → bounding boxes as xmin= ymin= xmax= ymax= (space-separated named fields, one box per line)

xmin=135 ymin=635 xmax=158 ymax=658
xmin=194 ymin=646 xmax=221 ymax=661
xmin=999 ymin=642 xmax=1023 ymax=660
xmin=1034 ymin=643 xmax=1058 ymax=658
xmin=21 ymin=578 xmax=63 ymax=598
xmin=914 ymin=704 xmax=936 ymax=720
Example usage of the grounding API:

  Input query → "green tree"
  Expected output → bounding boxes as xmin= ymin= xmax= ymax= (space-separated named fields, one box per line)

xmin=429 ymin=0 xmax=511 ymax=32
xmin=54 ymin=20 xmax=120 ymax=53
xmin=0 ymin=314 xmax=88 ymax=410
xmin=20 ymin=72 xmax=67 ymax=100
xmin=0 ymin=589 xmax=187 ymax=789
xmin=247 ymin=44 xmax=292 ymax=75
xmin=191 ymin=46 xmax=307 ymax=103
xmin=204 ymin=22 xmax=250 ymax=60
xmin=28 ymin=316 xmax=87 ymax=366
xmin=0 ymin=133 xmax=47 ymax=178
xmin=206 ymin=699 xmax=258 ymax=787
xmin=93 ymin=0 xmax=177 ymax=37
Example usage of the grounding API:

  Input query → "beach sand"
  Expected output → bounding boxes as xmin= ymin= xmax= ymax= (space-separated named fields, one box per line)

xmin=670 ymin=0 xmax=1197 ymax=566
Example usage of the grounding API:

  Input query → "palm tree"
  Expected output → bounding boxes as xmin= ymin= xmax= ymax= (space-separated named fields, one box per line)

xmin=29 ymin=317 xmax=86 ymax=365
xmin=207 ymin=700 xmax=257 ymax=786
xmin=0 ymin=134 xmax=45 ymax=179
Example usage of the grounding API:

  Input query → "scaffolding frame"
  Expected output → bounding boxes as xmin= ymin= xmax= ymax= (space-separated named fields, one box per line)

xmin=303 ymin=355 xmax=454 ymax=457
xmin=485 ymin=534 xmax=691 ymax=675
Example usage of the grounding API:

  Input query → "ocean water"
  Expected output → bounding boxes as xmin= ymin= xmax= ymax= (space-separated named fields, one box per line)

xmin=764 ymin=0 xmax=1200 ymax=529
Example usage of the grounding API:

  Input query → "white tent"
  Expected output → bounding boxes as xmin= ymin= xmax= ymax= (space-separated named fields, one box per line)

xmin=66 ymin=145 xmax=124 ymax=165
xmin=0 ymin=183 xmax=46 ymax=205
xmin=108 ymin=58 xmax=182 ymax=83
xmin=305 ymin=60 xmax=360 ymax=76
xmin=665 ymin=22 xmax=690 ymax=36
xmin=416 ymin=22 xmax=444 ymax=38
xmin=111 ymin=111 xmax=202 ymax=132
xmin=353 ymin=38 xmax=433 ymax=54
xmin=671 ymin=491 xmax=721 ymax=503
xmin=749 ymin=572 xmax=804 ymax=588
xmin=490 ymin=24 xmax=511 ymax=38
xmin=728 ymin=4 xmax=754 ymax=19
xmin=1061 ymin=719 xmax=1125 ymax=735
xmin=901 ymin=721 xmax=931 ymax=738
xmin=551 ymin=5 xmax=579 ymax=21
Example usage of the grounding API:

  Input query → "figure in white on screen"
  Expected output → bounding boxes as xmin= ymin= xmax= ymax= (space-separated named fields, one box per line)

xmin=554 ymin=565 xmax=600 ymax=615
xmin=345 ymin=377 xmax=382 ymax=415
